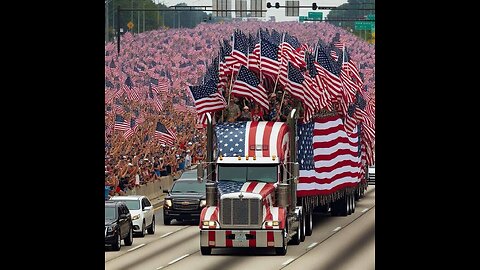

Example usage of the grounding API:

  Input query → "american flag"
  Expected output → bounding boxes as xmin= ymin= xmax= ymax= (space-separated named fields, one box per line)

xmin=280 ymin=33 xmax=306 ymax=70
xmin=154 ymin=122 xmax=176 ymax=146
xmin=123 ymin=118 xmax=138 ymax=139
xmin=305 ymin=52 xmax=328 ymax=109
xmin=114 ymin=114 xmax=130 ymax=132
xmin=260 ymin=36 xmax=280 ymax=80
xmin=231 ymin=30 xmax=248 ymax=67
xmin=285 ymin=63 xmax=315 ymax=120
xmin=214 ymin=121 xmax=289 ymax=160
xmin=231 ymin=65 xmax=269 ymax=111
xmin=297 ymin=115 xmax=362 ymax=196
xmin=343 ymin=49 xmax=364 ymax=89
xmin=315 ymin=45 xmax=343 ymax=99
xmin=189 ymin=81 xmax=226 ymax=115
xmin=248 ymin=33 xmax=260 ymax=72
xmin=122 ymin=76 xmax=140 ymax=101
xmin=332 ymin=33 xmax=345 ymax=51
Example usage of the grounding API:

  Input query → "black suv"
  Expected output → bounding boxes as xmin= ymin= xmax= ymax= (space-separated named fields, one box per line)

xmin=105 ymin=201 xmax=134 ymax=251
xmin=163 ymin=173 xmax=207 ymax=225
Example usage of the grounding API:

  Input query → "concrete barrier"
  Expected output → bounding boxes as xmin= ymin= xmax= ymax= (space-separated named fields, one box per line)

xmin=125 ymin=175 xmax=174 ymax=202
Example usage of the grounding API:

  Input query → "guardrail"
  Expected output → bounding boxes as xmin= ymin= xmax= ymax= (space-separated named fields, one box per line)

xmin=123 ymin=174 xmax=177 ymax=201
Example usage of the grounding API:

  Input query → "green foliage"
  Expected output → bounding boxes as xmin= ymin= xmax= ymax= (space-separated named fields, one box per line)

xmin=326 ymin=0 xmax=375 ymax=39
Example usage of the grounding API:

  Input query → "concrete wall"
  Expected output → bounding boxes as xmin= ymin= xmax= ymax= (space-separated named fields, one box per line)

xmin=124 ymin=175 xmax=175 ymax=201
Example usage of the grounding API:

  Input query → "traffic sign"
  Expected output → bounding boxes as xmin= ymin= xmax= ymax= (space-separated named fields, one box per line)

xmin=299 ymin=16 xmax=307 ymax=22
xmin=127 ymin=21 xmax=134 ymax=30
xmin=367 ymin=14 xmax=375 ymax=21
xmin=355 ymin=21 xmax=374 ymax=31
xmin=308 ymin=12 xmax=323 ymax=19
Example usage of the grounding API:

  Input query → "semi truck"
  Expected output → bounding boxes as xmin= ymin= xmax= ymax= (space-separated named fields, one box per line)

xmin=197 ymin=109 xmax=368 ymax=255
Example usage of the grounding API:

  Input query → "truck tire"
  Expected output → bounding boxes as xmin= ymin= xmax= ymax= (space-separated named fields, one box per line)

xmin=351 ymin=194 xmax=356 ymax=213
xmin=200 ymin=247 xmax=212 ymax=255
xmin=300 ymin=210 xmax=305 ymax=242
xmin=305 ymin=209 xmax=313 ymax=236
xmin=289 ymin=219 xmax=301 ymax=245
xmin=347 ymin=194 xmax=352 ymax=215
xmin=275 ymin=228 xmax=288 ymax=255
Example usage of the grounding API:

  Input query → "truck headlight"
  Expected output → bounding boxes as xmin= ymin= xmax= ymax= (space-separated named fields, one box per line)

xmin=265 ymin=221 xmax=280 ymax=227
xmin=202 ymin=221 xmax=216 ymax=227
xmin=165 ymin=199 xmax=172 ymax=208
xmin=132 ymin=214 xmax=140 ymax=220
xmin=199 ymin=199 xmax=207 ymax=208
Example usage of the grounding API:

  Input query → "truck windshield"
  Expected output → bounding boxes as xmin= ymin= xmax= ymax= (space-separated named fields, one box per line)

xmin=218 ymin=164 xmax=277 ymax=183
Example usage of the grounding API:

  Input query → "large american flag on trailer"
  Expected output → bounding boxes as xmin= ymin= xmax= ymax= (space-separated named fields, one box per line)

xmin=214 ymin=121 xmax=289 ymax=160
xmin=296 ymin=115 xmax=362 ymax=196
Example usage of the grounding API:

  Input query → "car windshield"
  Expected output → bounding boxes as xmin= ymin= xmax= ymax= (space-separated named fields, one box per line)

xmin=171 ymin=181 xmax=206 ymax=193
xmin=114 ymin=200 xmax=140 ymax=210
xmin=105 ymin=206 xmax=116 ymax=220
xmin=218 ymin=164 xmax=277 ymax=183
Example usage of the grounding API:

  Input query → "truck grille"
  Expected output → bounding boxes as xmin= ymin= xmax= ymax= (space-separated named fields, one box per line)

xmin=173 ymin=199 xmax=198 ymax=211
xmin=220 ymin=197 xmax=261 ymax=228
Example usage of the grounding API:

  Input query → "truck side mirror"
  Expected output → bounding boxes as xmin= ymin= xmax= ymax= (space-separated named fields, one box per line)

xmin=197 ymin=163 xmax=204 ymax=180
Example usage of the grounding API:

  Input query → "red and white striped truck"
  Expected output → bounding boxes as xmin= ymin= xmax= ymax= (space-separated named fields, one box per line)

xmin=198 ymin=109 xmax=368 ymax=255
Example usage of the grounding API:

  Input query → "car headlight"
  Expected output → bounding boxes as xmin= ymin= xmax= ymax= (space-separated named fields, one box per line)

xmin=199 ymin=199 xmax=207 ymax=208
xmin=202 ymin=220 xmax=216 ymax=227
xmin=165 ymin=199 xmax=172 ymax=208
xmin=265 ymin=221 xmax=280 ymax=227
xmin=132 ymin=214 xmax=140 ymax=220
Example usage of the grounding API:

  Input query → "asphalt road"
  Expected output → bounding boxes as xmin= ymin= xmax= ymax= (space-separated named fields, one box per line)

xmin=105 ymin=185 xmax=375 ymax=270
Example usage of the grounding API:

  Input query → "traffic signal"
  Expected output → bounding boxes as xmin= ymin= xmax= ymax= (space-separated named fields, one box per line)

xmin=312 ymin=3 xmax=317 ymax=10
xmin=275 ymin=2 xmax=280 ymax=8
xmin=267 ymin=2 xmax=272 ymax=8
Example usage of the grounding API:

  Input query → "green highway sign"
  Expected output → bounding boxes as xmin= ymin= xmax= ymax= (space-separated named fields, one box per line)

xmin=355 ymin=21 xmax=375 ymax=30
xmin=308 ymin=12 xmax=323 ymax=20
xmin=367 ymin=14 xmax=375 ymax=20
xmin=299 ymin=16 xmax=307 ymax=22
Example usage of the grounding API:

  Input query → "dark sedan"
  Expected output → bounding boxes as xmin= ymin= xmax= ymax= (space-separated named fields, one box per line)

xmin=163 ymin=175 xmax=207 ymax=225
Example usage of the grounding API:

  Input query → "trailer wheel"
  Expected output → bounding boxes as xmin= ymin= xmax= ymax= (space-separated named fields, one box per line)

xmin=305 ymin=209 xmax=313 ymax=236
xmin=351 ymin=194 xmax=356 ymax=213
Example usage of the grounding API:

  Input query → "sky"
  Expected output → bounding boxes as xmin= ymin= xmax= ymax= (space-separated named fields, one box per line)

xmin=156 ymin=0 xmax=350 ymax=21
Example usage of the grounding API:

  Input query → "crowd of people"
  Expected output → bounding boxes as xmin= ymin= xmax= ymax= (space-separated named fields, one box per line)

xmin=104 ymin=21 xmax=375 ymax=197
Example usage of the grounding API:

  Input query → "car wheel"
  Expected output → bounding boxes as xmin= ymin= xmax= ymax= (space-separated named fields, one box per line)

xmin=147 ymin=216 xmax=155 ymax=234
xmin=112 ymin=232 xmax=121 ymax=251
xmin=124 ymin=226 xmax=133 ymax=246
xmin=139 ymin=220 xmax=146 ymax=237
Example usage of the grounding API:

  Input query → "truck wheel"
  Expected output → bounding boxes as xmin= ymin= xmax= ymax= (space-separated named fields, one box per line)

xmin=347 ymin=194 xmax=352 ymax=215
xmin=351 ymin=195 xmax=356 ymax=213
xmin=300 ymin=210 xmax=305 ymax=242
xmin=305 ymin=209 xmax=313 ymax=236
xmin=164 ymin=217 xmax=171 ymax=225
xmin=275 ymin=228 xmax=288 ymax=255
xmin=201 ymin=247 xmax=212 ymax=255
xmin=124 ymin=227 xmax=133 ymax=246
xmin=289 ymin=219 xmax=301 ymax=245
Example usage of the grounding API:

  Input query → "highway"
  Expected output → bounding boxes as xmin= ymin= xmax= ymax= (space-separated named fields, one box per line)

xmin=105 ymin=185 xmax=375 ymax=270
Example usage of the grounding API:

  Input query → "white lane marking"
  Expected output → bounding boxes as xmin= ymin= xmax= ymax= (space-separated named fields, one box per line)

xmin=333 ymin=226 xmax=341 ymax=232
xmin=160 ymin=232 xmax=173 ymax=238
xmin=156 ymin=266 xmax=165 ymax=270
xmin=168 ymin=254 xmax=190 ymax=265
xmin=282 ymin=258 xmax=295 ymax=266
xmin=307 ymin=242 xmax=318 ymax=249
xmin=127 ymin=243 xmax=145 ymax=252
xmin=362 ymin=208 xmax=369 ymax=213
